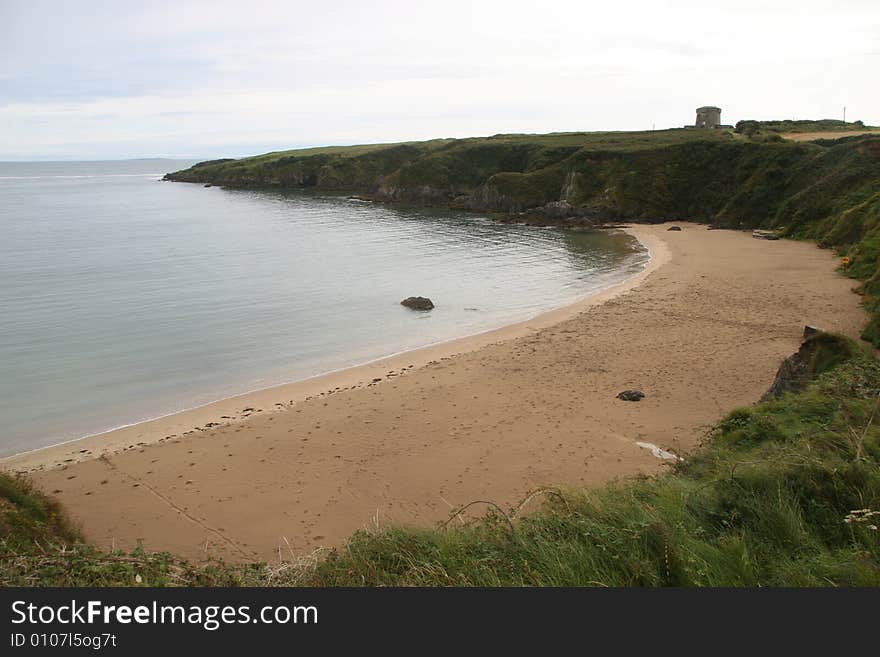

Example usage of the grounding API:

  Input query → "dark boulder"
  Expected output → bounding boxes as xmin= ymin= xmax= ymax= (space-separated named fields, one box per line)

xmin=617 ymin=390 xmax=645 ymax=402
xmin=401 ymin=296 xmax=434 ymax=311
xmin=761 ymin=332 xmax=855 ymax=401
xmin=667 ymin=226 xmax=682 ymax=231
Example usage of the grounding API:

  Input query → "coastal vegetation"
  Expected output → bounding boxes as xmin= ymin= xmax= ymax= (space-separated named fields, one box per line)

xmin=166 ymin=122 xmax=880 ymax=346
xmin=2 ymin=120 xmax=878 ymax=587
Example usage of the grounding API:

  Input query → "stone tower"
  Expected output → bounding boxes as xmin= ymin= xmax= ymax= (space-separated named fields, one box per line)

xmin=695 ymin=106 xmax=722 ymax=128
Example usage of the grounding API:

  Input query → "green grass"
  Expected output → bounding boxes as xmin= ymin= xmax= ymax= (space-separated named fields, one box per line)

xmin=0 ymin=472 xmax=266 ymax=586
xmin=164 ymin=128 xmax=736 ymax=194
xmin=3 ymin=335 xmax=878 ymax=586
xmin=0 ymin=475 xmax=78 ymax=553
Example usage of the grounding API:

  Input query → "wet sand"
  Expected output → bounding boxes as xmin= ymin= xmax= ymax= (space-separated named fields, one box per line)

xmin=3 ymin=223 xmax=866 ymax=562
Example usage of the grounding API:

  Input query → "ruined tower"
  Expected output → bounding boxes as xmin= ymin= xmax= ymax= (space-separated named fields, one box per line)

xmin=695 ymin=106 xmax=722 ymax=129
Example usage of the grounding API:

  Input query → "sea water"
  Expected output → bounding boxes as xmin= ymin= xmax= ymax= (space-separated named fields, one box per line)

xmin=0 ymin=159 xmax=648 ymax=456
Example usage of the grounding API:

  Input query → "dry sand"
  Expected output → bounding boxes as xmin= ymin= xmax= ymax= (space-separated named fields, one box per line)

xmin=2 ymin=223 xmax=866 ymax=563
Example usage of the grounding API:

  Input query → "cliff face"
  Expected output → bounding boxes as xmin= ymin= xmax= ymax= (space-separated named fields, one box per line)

xmin=165 ymin=132 xmax=879 ymax=228
xmin=165 ymin=129 xmax=880 ymax=344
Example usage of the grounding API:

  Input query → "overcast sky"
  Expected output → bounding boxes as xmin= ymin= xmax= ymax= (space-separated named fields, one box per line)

xmin=1 ymin=0 xmax=878 ymax=160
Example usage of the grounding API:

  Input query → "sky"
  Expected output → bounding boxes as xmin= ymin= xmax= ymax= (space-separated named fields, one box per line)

xmin=1 ymin=0 xmax=878 ymax=160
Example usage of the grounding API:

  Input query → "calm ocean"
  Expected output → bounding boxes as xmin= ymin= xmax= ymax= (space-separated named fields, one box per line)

xmin=0 ymin=159 xmax=648 ymax=456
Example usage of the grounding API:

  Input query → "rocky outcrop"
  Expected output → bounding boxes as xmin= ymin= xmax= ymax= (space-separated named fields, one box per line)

xmin=374 ymin=182 xmax=454 ymax=205
xmin=457 ymin=182 xmax=526 ymax=213
xmin=560 ymin=171 xmax=581 ymax=202
xmin=541 ymin=200 xmax=578 ymax=219
xmin=761 ymin=333 xmax=855 ymax=401
xmin=617 ymin=390 xmax=645 ymax=402
xmin=401 ymin=296 xmax=434 ymax=311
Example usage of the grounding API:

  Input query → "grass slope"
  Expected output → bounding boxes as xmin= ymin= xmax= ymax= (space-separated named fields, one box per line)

xmin=3 ymin=335 xmax=877 ymax=586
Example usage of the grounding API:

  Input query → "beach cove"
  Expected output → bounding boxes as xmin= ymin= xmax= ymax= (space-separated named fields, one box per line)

xmin=3 ymin=223 xmax=866 ymax=562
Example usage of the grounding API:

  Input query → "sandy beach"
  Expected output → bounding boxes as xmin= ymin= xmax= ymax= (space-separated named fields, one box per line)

xmin=2 ymin=223 xmax=867 ymax=563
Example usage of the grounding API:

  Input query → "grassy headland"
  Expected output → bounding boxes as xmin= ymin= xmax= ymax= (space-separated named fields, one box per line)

xmin=166 ymin=122 xmax=880 ymax=346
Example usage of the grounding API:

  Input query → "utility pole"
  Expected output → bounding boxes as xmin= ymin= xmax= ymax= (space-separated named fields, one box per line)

xmin=843 ymin=106 xmax=847 ymax=123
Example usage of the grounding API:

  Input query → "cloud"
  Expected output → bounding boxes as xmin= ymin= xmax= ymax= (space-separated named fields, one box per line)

xmin=1 ymin=0 xmax=878 ymax=159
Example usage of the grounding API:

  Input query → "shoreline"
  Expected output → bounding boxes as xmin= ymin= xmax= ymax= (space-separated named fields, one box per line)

xmin=9 ymin=222 xmax=867 ymax=563
xmin=2 ymin=225 xmax=666 ymax=473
